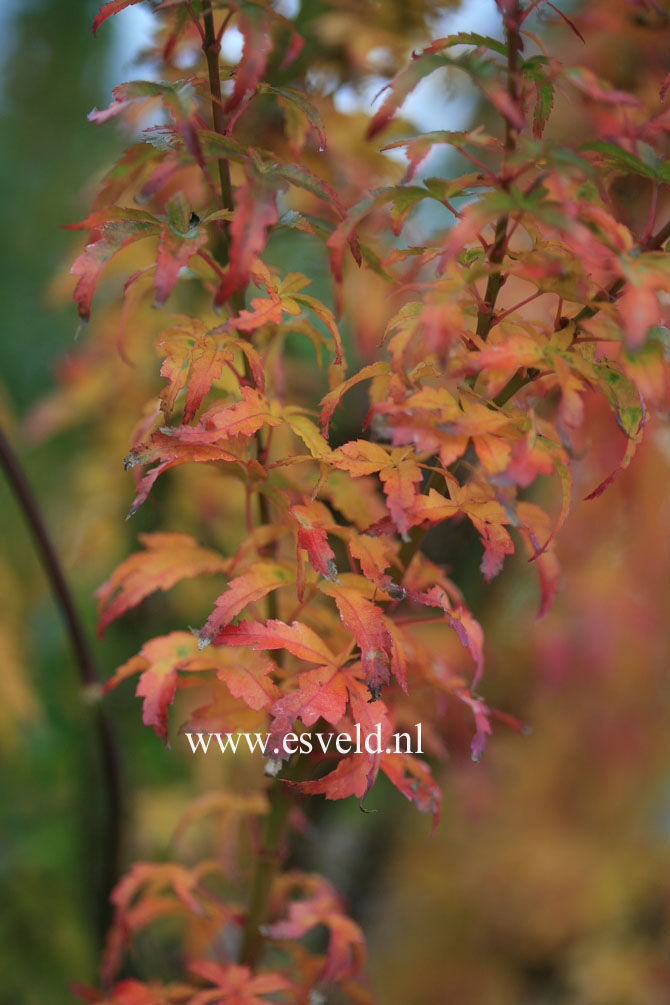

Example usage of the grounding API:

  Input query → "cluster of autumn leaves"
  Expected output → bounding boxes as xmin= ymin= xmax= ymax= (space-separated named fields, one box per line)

xmin=68 ymin=0 xmax=670 ymax=1001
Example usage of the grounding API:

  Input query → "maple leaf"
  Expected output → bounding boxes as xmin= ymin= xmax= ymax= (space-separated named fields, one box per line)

xmin=380 ymin=752 xmax=441 ymax=827
xmin=265 ymin=873 xmax=365 ymax=984
xmin=329 ymin=441 xmax=422 ymax=534
xmin=283 ymin=411 xmax=332 ymax=460
xmin=517 ymin=501 xmax=561 ymax=618
xmin=123 ymin=435 xmax=241 ymax=517
xmin=381 ymin=128 xmax=499 ymax=182
xmin=163 ymin=387 xmax=282 ymax=445
xmin=97 ymin=533 xmax=228 ymax=637
xmin=214 ymin=618 xmax=338 ymax=666
xmin=291 ymin=292 xmax=344 ymax=365
xmin=268 ymin=665 xmax=348 ymax=757
xmin=265 ymin=83 xmax=327 ymax=154
xmin=67 ymin=207 xmax=159 ymax=321
xmin=320 ymin=583 xmax=392 ymax=699
xmin=76 ymin=978 xmax=175 ymax=1004
xmin=187 ymin=960 xmax=295 ymax=1005
xmin=296 ymin=752 xmax=378 ymax=802
xmin=104 ymin=631 xmax=197 ymax=743
xmin=224 ymin=8 xmax=274 ymax=115
xmin=213 ymin=179 xmax=279 ymax=307
xmin=289 ymin=501 xmax=339 ymax=584
xmin=348 ymin=531 xmax=397 ymax=593
xmin=457 ymin=689 xmax=493 ymax=762
xmin=409 ymin=484 xmax=515 ymax=582
xmin=92 ymin=0 xmax=143 ymax=36
xmin=617 ymin=284 xmax=661 ymax=349
xmin=154 ymin=194 xmax=209 ymax=306
xmin=412 ymin=585 xmax=484 ymax=688
xmin=319 ymin=361 xmax=390 ymax=436
xmin=156 ymin=319 xmax=233 ymax=423
xmin=198 ymin=563 xmax=294 ymax=648
xmin=103 ymin=861 xmax=231 ymax=986
xmin=189 ymin=644 xmax=280 ymax=711
xmin=185 ymin=688 xmax=265 ymax=738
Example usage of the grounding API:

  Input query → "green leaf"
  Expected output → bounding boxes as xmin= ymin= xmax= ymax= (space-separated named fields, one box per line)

xmin=581 ymin=140 xmax=659 ymax=180
xmin=522 ymin=57 xmax=554 ymax=139
xmin=428 ymin=32 xmax=508 ymax=58
xmin=262 ymin=85 xmax=327 ymax=151
xmin=165 ymin=192 xmax=194 ymax=237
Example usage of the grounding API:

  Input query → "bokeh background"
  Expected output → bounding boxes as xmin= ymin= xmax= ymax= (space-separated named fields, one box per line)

xmin=1 ymin=1 xmax=669 ymax=1002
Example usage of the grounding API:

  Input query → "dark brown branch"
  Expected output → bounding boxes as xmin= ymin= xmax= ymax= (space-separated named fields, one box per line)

xmin=0 ymin=424 xmax=124 ymax=944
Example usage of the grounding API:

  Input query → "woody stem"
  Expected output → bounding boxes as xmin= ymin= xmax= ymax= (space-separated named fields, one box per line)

xmin=200 ymin=1 xmax=286 ymax=968
xmin=0 ymin=425 xmax=124 ymax=947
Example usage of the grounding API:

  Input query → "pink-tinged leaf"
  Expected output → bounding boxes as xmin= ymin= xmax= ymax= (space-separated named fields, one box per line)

xmin=543 ymin=1 xmax=585 ymax=43
xmin=205 ymin=648 xmax=279 ymax=711
xmin=157 ymin=321 xmax=232 ymax=422
xmin=198 ymin=564 xmax=293 ymax=648
xmin=87 ymin=79 xmax=197 ymax=125
xmin=230 ymin=292 xmax=284 ymax=332
xmin=154 ymin=224 xmax=208 ymax=307
xmin=475 ymin=517 xmax=515 ymax=582
xmin=330 ymin=439 xmax=391 ymax=477
xmin=383 ymin=617 xmax=409 ymax=692
xmin=105 ymin=631 xmax=198 ymax=743
xmin=320 ymin=583 xmax=392 ymax=699
xmin=348 ymin=532 xmax=395 ymax=592
xmin=92 ymin=0 xmax=143 ymax=36
xmin=76 ymin=977 xmax=167 ymax=1004
xmin=264 ymin=875 xmax=365 ymax=984
xmin=290 ymin=503 xmax=339 ymax=583
xmin=294 ymin=753 xmax=379 ymax=802
xmin=413 ymin=586 xmax=484 ymax=688
xmin=565 ymin=66 xmax=639 ymax=106
xmin=67 ymin=208 xmax=159 ymax=321
xmin=188 ymin=961 xmax=295 ymax=1005
xmin=457 ymin=689 xmax=492 ymax=762
xmin=224 ymin=9 xmax=273 ymax=115
xmin=661 ymin=71 xmax=670 ymax=102
xmin=380 ymin=753 xmax=441 ymax=827
xmin=530 ymin=457 xmax=571 ymax=558
xmin=379 ymin=457 xmax=423 ymax=535
xmin=584 ymin=423 xmax=645 ymax=501
xmin=97 ymin=533 xmax=227 ymax=637
xmin=214 ymin=619 xmax=337 ymax=666
xmin=618 ymin=284 xmax=660 ymax=349
xmin=382 ymin=129 xmax=498 ymax=182
xmin=319 ymin=361 xmax=390 ymax=435
xmin=124 ymin=435 xmax=240 ymax=516
xmin=366 ymin=52 xmax=447 ymax=140
xmin=408 ymin=487 xmax=459 ymax=525
xmin=125 ymin=460 xmax=171 ymax=518
xmin=103 ymin=861 xmax=226 ymax=985
xmin=163 ymin=387 xmax=282 ymax=444
xmin=483 ymin=84 xmax=525 ymax=132
xmin=269 ymin=666 xmax=348 ymax=755
xmin=517 ymin=501 xmax=561 ymax=618
xmin=214 ymin=181 xmax=279 ymax=306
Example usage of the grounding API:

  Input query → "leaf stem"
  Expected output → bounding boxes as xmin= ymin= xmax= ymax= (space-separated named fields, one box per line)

xmin=0 ymin=424 xmax=124 ymax=944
